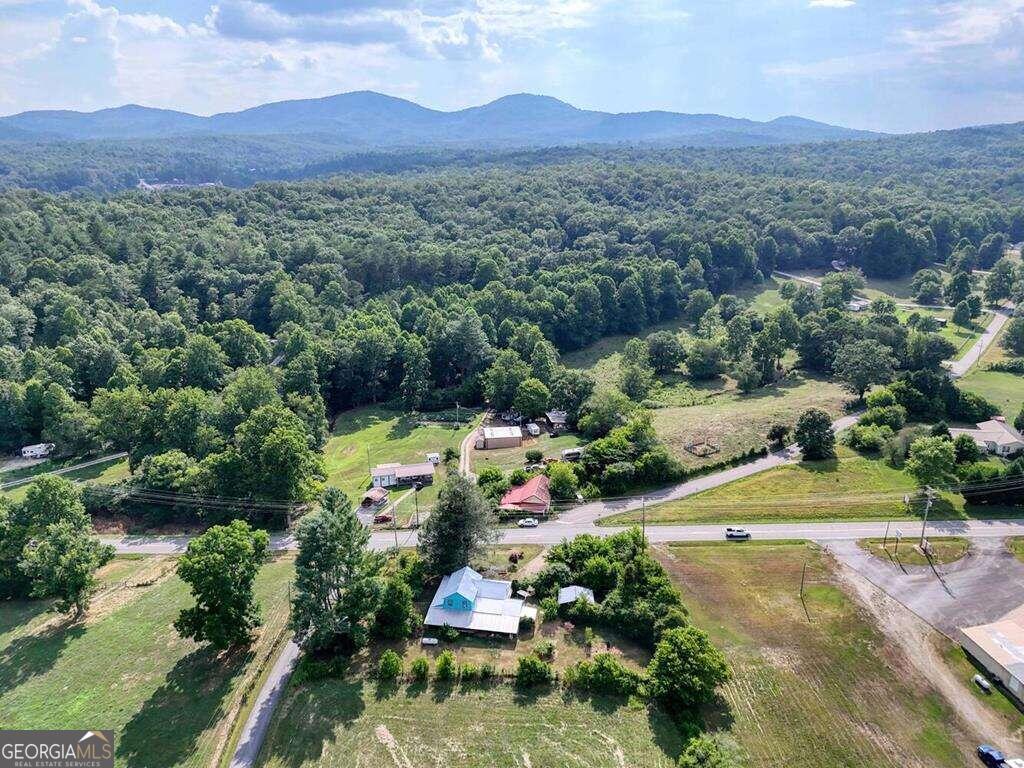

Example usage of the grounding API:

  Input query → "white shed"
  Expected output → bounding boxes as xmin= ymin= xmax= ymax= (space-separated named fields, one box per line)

xmin=558 ymin=585 xmax=596 ymax=605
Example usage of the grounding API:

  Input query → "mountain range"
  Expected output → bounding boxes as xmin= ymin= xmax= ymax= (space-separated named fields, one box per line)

xmin=0 ymin=91 xmax=880 ymax=148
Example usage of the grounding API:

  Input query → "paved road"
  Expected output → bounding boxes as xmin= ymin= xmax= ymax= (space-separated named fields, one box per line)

xmin=0 ymin=452 xmax=128 ymax=490
xmin=828 ymin=537 xmax=1024 ymax=633
xmin=104 ymin=517 xmax=1024 ymax=555
xmin=228 ymin=640 xmax=300 ymax=768
xmin=946 ymin=307 xmax=1011 ymax=378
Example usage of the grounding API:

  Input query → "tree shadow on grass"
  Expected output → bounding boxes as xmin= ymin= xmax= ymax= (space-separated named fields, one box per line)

xmin=387 ymin=416 xmax=417 ymax=442
xmin=0 ymin=599 xmax=51 ymax=639
xmin=117 ymin=645 xmax=249 ymax=768
xmin=257 ymin=678 xmax=363 ymax=768
xmin=0 ymin=618 xmax=84 ymax=697
xmin=374 ymin=678 xmax=399 ymax=701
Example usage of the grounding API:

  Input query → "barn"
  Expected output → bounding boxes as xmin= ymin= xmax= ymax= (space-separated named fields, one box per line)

xmin=481 ymin=426 xmax=523 ymax=450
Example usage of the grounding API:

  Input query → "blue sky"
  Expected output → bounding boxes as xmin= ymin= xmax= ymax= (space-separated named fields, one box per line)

xmin=1 ymin=0 xmax=1023 ymax=132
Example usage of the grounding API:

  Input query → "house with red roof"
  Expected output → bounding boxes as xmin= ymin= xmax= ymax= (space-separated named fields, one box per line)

xmin=500 ymin=474 xmax=552 ymax=515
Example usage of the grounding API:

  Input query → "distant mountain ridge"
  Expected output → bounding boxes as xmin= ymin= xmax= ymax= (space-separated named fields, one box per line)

xmin=0 ymin=91 xmax=881 ymax=147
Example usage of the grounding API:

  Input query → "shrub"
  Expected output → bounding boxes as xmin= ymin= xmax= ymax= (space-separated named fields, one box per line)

xmin=953 ymin=433 xmax=983 ymax=464
xmin=410 ymin=656 xmax=430 ymax=681
xmin=525 ymin=448 xmax=544 ymax=463
xmin=566 ymin=653 xmax=643 ymax=697
xmin=794 ymin=408 xmax=836 ymax=460
xmin=377 ymin=650 xmax=402 ymax=681
xmin=534 ymin=640 xmax=556 ymax=660
xmin=547 ymin=461 xmax=579 ymax=500
xmin=865 ymin=387 xmax=897 ymax=409
xmin=519 ymin=614 xmax=535 ymax=633
xmin=859 ymin=405 xmax=906 ymax=431
xmin=480 ymin=662 xmax=496 ymax=680
xmin=847 ymin=424 xmax=893 ymax=453
xmin=540 ymin=596 xmax=559 ymax=623
xmin=509 ymin=468 xmax=529 ymax=486
xmin=646 ymin=627 xmax=730 ymax=711
xmin=459 ymin=662 xmax=479 ymax=680
xmin=766 ymin=423 xmax=790 ymax=448
xmin=678 ymin=733 xmax=745 ymax=768
xmin=435 ymin=650 xmax=457 ymax=681
xmin=515 ymin=655 xmax=553 ymax=687
xmin=373 ymin=577 xmax=420 ymax=640
xmin=439 ymin=623 xmax=461 ymax=642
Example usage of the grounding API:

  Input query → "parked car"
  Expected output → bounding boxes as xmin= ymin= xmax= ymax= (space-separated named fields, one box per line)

xmin=373 ymin=513 xmax=393 ymax=524
xmin=517 ymin=518 xmax=540 ymax=528
xmin=974 ymin=674 xmax=993 ymax=693
xmin=977 ymin=745 xmax=1005 ymax=767
xmin=725 ymin=527 xmax=751 ymax=540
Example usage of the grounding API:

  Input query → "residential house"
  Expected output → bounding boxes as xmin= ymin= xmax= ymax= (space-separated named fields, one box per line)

xmin=424 ymin=566 xmax=537 ymax=639
xmin=371 ymin=461 xmax=436 ymax=488
xmin=950 ymin=418 xmax=1024 ymax=457
xmin=500 ymin=474 xmax=552 ymax=515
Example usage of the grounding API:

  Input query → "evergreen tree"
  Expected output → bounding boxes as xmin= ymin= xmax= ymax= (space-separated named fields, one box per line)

xmin=418 ymin=474 xmax=497 ymax=576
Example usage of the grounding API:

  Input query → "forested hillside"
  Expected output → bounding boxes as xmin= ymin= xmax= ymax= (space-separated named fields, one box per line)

xmin=1 ymin=154 xmax=1022 ymax=524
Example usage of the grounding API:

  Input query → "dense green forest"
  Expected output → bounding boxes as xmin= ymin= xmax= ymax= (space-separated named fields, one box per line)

xmin=1 ymin=144 xmax=1022 ymax=523
xmin=4 ymin=120 xmax=1024 ymax=200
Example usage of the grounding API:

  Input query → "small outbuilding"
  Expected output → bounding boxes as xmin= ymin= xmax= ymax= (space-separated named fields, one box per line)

xmin=560 ymin=447 xmax=583 ymax=461
xmin=545 ymin=410 xmax=568 ymax=429
xmin=525 ymin=422 xmax=541 ymax=437
xmin=371 ymin=461 xmax=436 ymax=488
xmin=558 ymin=585 xmax=596 ymax=606
xmin=481 ymin=426 xmax=523 ymax=450
xmin=360 ymin=487 xmax=389 ymax=509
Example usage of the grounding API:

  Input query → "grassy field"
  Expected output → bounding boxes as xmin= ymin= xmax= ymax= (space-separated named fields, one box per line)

xmin=324 ymin=406 xmax=476 ymax=514
xmin=658 ymin=541 xmax=982 ymax=768
xmin=1 ymin=456 xmax=131 ymax=503
xmin=0 ymin=554 xmax=294 ymax=768
xmin=895 ymin=306 xmax=983 ymax=360
xmin=473 ymin=432 xmax=585 ymax=473
xmin=652 ymin=372 xmax=850 ymax=470
xmin=857 ymin=536 xmax=970 ymax=566
xmin=258 ymin=680 xmax=682 ymax=768
xmin=604 ymin=446 xmax=921 ymax=525
xmin=959 ymin=323 xmax=1023 ymax=416
xmin=1008 ymin=538 xmax=1024 ymax=564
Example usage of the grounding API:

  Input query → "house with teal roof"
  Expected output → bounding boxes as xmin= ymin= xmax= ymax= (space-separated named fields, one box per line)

xmin=424 ymin=566 xmax=536 ymax=639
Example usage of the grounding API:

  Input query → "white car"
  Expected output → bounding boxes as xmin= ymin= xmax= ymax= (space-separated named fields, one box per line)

xmin=517 ymin=518 xmax=540 ymax=528
xmin=725 ymin=527 xmax=751 ymax=540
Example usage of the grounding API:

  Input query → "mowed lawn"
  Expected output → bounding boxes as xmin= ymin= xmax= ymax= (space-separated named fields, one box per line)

xmin=658 ymin=542 xmax=980 ymax=768
xmin=1 ymin=456 xmax=131 ymax=503
xmin=258 ymin=681 xmax=682 ymax=768
xmin=895 ymin=306 xmax=983 ymax=360
xmin=324 ymin=406 xmax=476 ymax=511
xmin=473 ymin=432 xmax=585 ymax=474
xmin=604 ymin=446 xmax=919 ymax=525
xmin=959 ymin=322 xmax=1023 ymax=416
xmin=0 ymin=555 xmax=294 ymax=768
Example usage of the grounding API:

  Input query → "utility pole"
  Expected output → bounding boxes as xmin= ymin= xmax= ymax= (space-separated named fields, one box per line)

xmin=393 ymin=502 xmax=400 ymax=550
xmin=641 ymin=496 xmax=646 ymax=540
xmin=882 ymin=520 xmax=890 ymax=550
xmin=413 ymin=482 xmax=421 ymax=528
xmin=919 ymin=486 xmax=935 ymax=548
xmin=455 ymin=401 xmax=461 ymax=427
xmin=366 ymin=445 xmax=372 ymax=478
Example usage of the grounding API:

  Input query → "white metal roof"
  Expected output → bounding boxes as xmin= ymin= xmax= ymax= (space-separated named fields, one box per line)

xmin=558 ymin=585 xmax=596 ymax=605
xmin=483 ymin=426 xmax=522 ymax=440
xmin=425 ymin=568 xmax=524 ymax=634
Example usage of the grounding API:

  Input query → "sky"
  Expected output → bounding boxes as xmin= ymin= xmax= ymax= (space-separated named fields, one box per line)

xmin=1 ymin=0 xmax=1023 ymax=133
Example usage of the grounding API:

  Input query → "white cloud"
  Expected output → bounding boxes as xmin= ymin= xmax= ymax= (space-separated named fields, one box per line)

xmin=900 ymin=1 xmax=1024 ymax=56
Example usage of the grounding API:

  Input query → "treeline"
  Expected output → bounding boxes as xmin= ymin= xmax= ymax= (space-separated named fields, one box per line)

xmin=0 ymin=159 xmax=1021 ymax=518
